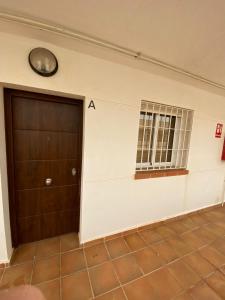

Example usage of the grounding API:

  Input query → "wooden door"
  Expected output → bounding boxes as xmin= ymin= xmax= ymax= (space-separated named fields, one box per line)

xmin=4 ymin=89 xmax=83 ymax=246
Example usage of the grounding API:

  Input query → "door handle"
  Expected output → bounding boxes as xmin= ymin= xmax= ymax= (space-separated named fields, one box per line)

xmin=72 ymin=168 xmax=77 ymax=176
xmin=45 ymin=178 xmax=52 ymax=186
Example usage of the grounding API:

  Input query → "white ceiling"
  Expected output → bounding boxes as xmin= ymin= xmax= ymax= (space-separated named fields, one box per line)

xmin=1 ymin=0 xmax=225 ymax=86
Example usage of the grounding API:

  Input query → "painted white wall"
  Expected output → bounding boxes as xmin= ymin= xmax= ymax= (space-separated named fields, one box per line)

xmin=0 ymin=86 xmax=13 ymax=262
xmin=0 ymin=32 xmax=225 ymax=261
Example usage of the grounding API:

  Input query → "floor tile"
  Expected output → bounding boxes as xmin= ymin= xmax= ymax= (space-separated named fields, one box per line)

xmin=214 ymin=220 xmax=225 ymax=231
xmin=211 ymin=237 xmax=225 ymax=256
xmin=174 ymin=291 xmax=194 ymax=300
xmin=11 ymin=242 xmax=36 ymax=265
xmin=123 ymin=276 xmax=160 ymax=300
xmin=113 ymin=253 xmax=142 ymax=284
xmin=89 ymin=261 xmax=119 ymax=296
xmin=199 ymin=245 xmax=225 ymax=268
xmin=167 ymin=220 xmax=190 ymax=235
xmin=106 ymin=238 xmax=130 ymax=259
xmin=60 ymin=233 xmax=80 ymax=252
xmin=134 ymin=247 xmax=164 ymax=274
xmin=180 ymin=229 xmax=206 ymax=249
xmin=94 ymin=288 xmax=126 ymax=299
xmin=190 ymin=214 xmax=208 ymax=226
xmin=0 ymin=262 xmax=33 ymax=290
xmin=203 ymin=210 xmax=225 ymax=222
xmin=194 ymin=227 xmax=216 ymax=244
xmin=84 ymin=243 xmax=109 ymax=267
xmin=205 ymin=270 xmax=225 ymax=299
xmin=105 ymin=233 xmax=122 ymax=241
xmin=147 ymin=267 xmax=182 ymax=299
xmin=203 ymin=223 xmax=225 ymax=237
xmin=32 ymin=255 xmax=60 ymax=284
xmin=166 ymin=236 xmax=193 ymax=257
xmin=183 ymin=251 xmax=215 ymax=278
xmin=155 ymin=225 xmax=176 ymax=238
xmin=167 ymin=260 xmax=201 ymax=289
xmin=36 ymin=237 xmax=60 ymax=258
xmin=61 ymin=248 xmax=86 ymax=276
xmin=180 ymin=217 xmax=198 ymax=230
xmin=124 ymin=233 xmax=146 ymax=251
xmin=152 ymin=240 xmax=179 ymax=263
xmin=190 ymin=281 xmax=221 ymax=300
xmin=0 ymin=286 xmax=45 ymax=299
xmin=138 ymin=228 xmax=163 ymax=245
xmin=61 ymin=270 xmax=92 ymax=300
xmin=36 ymin=278 xmax=60 ymax=300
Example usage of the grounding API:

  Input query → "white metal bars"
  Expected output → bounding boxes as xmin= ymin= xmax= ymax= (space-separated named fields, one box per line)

xmin=136 ymin=100 xmax=193 ymax=171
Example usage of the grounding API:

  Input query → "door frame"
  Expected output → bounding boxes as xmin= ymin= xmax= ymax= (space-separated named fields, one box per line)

xmin=4 ymin=88 xmax=83 ymax=247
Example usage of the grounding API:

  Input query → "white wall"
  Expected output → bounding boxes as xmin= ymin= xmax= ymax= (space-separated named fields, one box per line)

xmin=0 ymin=87 xmax=13 ymax=262
xmin=0 ymin=32 xmax=225 ymax=261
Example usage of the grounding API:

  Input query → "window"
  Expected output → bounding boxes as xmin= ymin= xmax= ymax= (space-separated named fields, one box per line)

xmin=136 ymin=100 xmax=193 ymax=171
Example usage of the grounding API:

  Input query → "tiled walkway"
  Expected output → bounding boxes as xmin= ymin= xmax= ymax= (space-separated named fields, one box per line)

xmin=2 ymin=207 xmax=225 ymax=299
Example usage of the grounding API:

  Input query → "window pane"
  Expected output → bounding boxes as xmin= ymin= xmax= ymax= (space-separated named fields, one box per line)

xmin=142 ymin=150 xmax=149 ymax=163
xmin=143 ymin=128 xmax=150 ymax=149
xmin=139 ymin=112 xmax=145 ymax=127
xmin=139 ymin=112 xmax=154 ymax=127
xmin=155 ymin=150 xmax=161 ymax=163
xmin=136 ymin=150 xmax=142 ymax=163
xmin=167 ymin=149 xmax=173 ymax=162
xmin=146 ymin=113 xmax=153 ymax=127
xmin=137 ymin=127 xmax=144 ymax=149
xmin=155 ymin=115 xmax=176 ymax=163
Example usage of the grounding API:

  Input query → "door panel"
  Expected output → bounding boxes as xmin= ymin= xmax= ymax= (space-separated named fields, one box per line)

xmin=14 ymin=131 xmax=79 ymax=160
xmin=16 ymin=185 xmax=79 ymax=218
xmin=15 ymin=159 xmax=79 ymax=189
xmin=4 ymin=89 xmax=83 ymax=245
xmin=13 ymin=97 xmax=80 ymax=132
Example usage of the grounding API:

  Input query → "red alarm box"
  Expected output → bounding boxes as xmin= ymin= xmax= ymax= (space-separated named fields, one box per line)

xmin=222 ymin=137 xmax=225 ymax=160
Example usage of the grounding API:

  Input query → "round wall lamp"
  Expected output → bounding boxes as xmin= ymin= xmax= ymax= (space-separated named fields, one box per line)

xmin=28 ymin=47 xmax=58 ymax=77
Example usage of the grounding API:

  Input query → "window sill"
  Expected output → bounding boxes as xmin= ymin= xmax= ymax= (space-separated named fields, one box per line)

xmin=134 ymin=169 xmax=189 ymax=180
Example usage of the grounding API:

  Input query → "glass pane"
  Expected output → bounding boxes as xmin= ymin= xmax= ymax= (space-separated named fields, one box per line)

xmin=139 ymin=112 xmax=154 ymax=127
xmin=156 ymin=128 xmax=163 ymax=149
xmin=136 ymin=150 xmax=142 ymax=163
xmin=161 ymin=150 xmax=167 ymax=162
xmin=146 ymin=113 xmax=153 ymax=127
xmin=143 ymin=128 xmax=151 ymax=149
xmin=155 ymin=116 xmax=175 ymax=163
xmin=167 ymin=149 xmax=173 ymax=162
xmin=142 ymin=150 xmax=149 ymax=163
xmin=137 ymin=127 xmax=144 ymax=149
xmin=155 ymin=150 xmax=161 ymax=163
xmin=139 ymin=112 xmax=145 ymax=127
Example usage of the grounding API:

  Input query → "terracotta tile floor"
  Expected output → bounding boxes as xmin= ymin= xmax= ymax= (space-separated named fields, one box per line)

xmin=2 ymin=207 xmax=225 ymax=299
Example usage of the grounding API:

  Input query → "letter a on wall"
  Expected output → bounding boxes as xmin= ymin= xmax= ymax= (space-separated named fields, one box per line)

xmin=88 ymin=100 xmax=96 ymax=109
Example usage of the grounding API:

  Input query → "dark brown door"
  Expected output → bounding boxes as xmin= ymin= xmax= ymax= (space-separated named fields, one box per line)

xmin=4 ymin=89 xmax=83 ymax=246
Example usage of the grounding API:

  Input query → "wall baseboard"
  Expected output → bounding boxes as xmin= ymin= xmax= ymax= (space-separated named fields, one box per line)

xmin=82 ymin=202 xmax=222 ymax=248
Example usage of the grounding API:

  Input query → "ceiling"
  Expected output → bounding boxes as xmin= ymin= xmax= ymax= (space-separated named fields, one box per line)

xmin=1 ymin=0 xmax=225 ymax=86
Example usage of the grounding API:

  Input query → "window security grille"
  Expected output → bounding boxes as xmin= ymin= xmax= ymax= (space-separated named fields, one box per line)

xmin=136 ymin=100 xmax=193 ymax=171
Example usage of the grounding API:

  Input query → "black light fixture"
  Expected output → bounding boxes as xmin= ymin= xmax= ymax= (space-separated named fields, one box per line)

xmin=29 ymin=47 xmax=58 ymax=77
